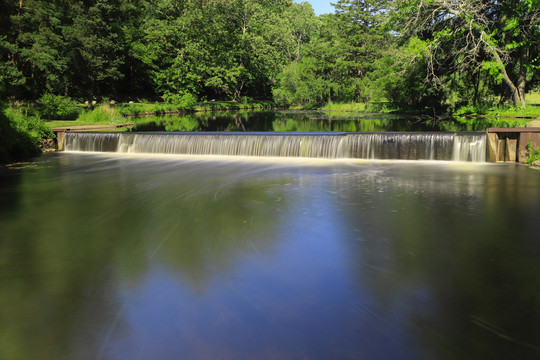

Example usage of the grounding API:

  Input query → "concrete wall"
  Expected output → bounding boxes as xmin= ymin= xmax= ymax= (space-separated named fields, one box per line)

xmin=487 ymin=128 xmax=540 ymax=163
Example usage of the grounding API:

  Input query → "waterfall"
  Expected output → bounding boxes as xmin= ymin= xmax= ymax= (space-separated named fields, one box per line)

xmin=347 ymin=133 xmax=455 ymax=160
xmin=64 ymin=132 xmax=487 ymax=162
xmin=452 ymin=133 xmax=486 ymax=162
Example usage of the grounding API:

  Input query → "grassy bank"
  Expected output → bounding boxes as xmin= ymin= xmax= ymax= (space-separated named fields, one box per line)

xmin=20 ymin=92 xmax=540 ymax=129
xmin=299 ymin=92 xmax=540 ymax=119
xmin=39 ymin=94 xmax=540 ymax=133
xmin=45 ymin=100 xmax=277 ymax=128
xmin=0 ymin=105 xmax=53 ymax=163
xmin=3 ymin=93 xmax=540 ymax=163
xmin=452 ymin=93 xmax=540 ymax=118
xmin=115 ymin=100 xmax=276 ymax=116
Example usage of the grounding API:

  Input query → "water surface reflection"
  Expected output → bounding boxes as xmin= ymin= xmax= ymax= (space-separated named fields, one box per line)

xmin=128 ymin=110 xmax=527 ymax=133
xmin=1 ymin=154 xmax=540 ymax=359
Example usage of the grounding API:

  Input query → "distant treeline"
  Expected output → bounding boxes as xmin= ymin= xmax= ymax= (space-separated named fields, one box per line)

xmin=1 ymin=0 xmax=539 ymax=110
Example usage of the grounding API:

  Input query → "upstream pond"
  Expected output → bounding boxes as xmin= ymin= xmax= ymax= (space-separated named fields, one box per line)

xmin=126 ymin=110 xmax=527 ymax=133
xmin=1 ymin=151 xmax=540 ymax=359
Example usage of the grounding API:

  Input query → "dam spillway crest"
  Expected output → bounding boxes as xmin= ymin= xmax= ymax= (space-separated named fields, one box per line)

xmin=64 ymin=132 xmax=487 ymax=162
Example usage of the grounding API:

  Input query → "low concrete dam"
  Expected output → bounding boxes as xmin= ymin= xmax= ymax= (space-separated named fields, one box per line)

xmin=63 ymin=132 xmax=487 ymax=162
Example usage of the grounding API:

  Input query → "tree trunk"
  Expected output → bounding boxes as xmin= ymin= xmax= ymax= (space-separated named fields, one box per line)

xmin=516 ymin=49 xmax=529 ymax=108
xmin=233 ymin=81 xmax=244 ymax=102
xmin=517 ymin=54 xmax=528 ymax=108
xmin=502 ymin=75 xmax=525 ymax=108
xmin=473 ymin=71 xmax=480 ymax=106
xmin=492 ymin=49 xmax=526 ymax=108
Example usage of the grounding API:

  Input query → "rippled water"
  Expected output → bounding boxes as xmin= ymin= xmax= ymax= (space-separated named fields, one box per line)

xmin=1 ymin=153 xmax=540 ymax=359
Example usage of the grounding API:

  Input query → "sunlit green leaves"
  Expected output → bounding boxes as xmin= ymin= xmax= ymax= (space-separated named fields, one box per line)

xmin=390 ymin=0 xmax=540 ymax=108
xmin=405 ymin=37 xmax=429 ymax=58
xmin=481 ymin=61 xmax=504 ymax=84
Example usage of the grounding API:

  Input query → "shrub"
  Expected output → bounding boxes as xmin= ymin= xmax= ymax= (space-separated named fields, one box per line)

xmin=38 ymin=94 xmax=80 ymax=120
xmin=526 ymin=139 xmax=540 ymax=164
xmin=0 ymin=106 xmax=53 ymax=162
xmin=77 ymin=104 xmax=123 ymax=123
xmin=163 ymin=93 xmax=198 ymax=111
xmin=6 ymin=108 xmax=54 ymax=140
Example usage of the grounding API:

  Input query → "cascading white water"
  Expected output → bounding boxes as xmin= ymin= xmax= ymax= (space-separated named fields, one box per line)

xmin=118 ymin=133 xmax=352 ymax=158
xmin=452 ymin=133 xmax=487 ymax=162
xmin=64 ymin=132 xmax=487 ymax=162
xmin=346 ymin=133 xmax=455 ymax=160
xmin=65 ymin=133 xmax=353 ymax=158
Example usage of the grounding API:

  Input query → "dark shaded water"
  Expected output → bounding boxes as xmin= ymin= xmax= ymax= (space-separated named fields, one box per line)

xmin=130 ymin=111 xmax=424 ymax=132
xmin=128 ymin=110 xmax=527 ymax=133
xmin=1 ymin=153 xmax=540 ymax=359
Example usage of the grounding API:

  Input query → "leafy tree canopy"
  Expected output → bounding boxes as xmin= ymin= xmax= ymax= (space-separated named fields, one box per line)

xmin=0 ymin=0 xmax=538 ymax=109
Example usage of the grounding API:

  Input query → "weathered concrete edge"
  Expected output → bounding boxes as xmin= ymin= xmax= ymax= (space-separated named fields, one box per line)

xmin=51 ymin=123 xmax=134 ymax=151
xmin=486 ymin=127 xmax=540 ymax=163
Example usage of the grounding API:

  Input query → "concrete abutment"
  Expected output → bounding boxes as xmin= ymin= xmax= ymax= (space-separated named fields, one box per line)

xmin=486 ymin=128 xmax=540 ymax=163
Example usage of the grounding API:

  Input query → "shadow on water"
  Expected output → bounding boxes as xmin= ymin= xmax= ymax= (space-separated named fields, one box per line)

xmin=0 ymin=162 xmax=34 ymax=214
xmin=129 ymin=110 xmax=433 ymax=132
xmin=0 ymin=154 xmax=294 ymax=359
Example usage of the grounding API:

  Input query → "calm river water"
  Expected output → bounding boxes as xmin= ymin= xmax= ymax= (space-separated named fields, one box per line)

xmin=1 ymin=153 xmax=540 ymax=359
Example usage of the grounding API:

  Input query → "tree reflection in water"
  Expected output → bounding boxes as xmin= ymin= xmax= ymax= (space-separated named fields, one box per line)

xmin=1 ymin=155 xmax=539 ymax=359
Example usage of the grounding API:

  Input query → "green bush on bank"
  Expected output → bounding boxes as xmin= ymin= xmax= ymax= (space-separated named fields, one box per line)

xmin=77 ymin=104 xmax=124 ymax=123
xmin=0 ymin=104 xmax=53 ymax=163
xmin=117 ymin=97 xmax=198 ymax=116
xmin=38 ymin=94 xmax=81 ymax=120
xmin=163 ymin=93 xmax=198 ymax=110
xmin=54 ymin=99 xmax=277 ymax=125
xmin=116 ymin=93 xmax=198 ymax=116
xmin=6 ymin=108 xmax=54 ymax=141
xmin=319 ymin=102 xmax=368 ymax=112
xmin=526 ymin=139 xmax=540 ymax=164
xmin=196 ymin=99 xmax=275 ymax=111
xmin=117 ymin=103 xmax=157 ymax=115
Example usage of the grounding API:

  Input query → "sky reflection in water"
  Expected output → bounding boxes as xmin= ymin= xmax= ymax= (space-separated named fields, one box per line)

xmin=1 ymin=153 xmax=540 ymax=359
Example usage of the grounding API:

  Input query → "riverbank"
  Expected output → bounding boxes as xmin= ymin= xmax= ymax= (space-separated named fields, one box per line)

xmin=0 ymin=103 xmax=46 ymax=164
xmin=0 ymin=117 xmax=41 ymax=164
xmin=290 ymin=92 xmax=540 ymax=119
xmin=3 ymin=96 xmax=540 ymax=164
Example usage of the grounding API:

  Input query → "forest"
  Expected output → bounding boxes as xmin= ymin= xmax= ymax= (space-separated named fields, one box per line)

xmin=1 ymin=0 xmax=540 ymax=161
xmin=2 ymin=0 xmax=539 ymax=107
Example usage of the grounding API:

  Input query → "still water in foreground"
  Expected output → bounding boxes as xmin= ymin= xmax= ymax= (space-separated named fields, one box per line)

xmin=1 ymin=153 xmax=540 ymax=359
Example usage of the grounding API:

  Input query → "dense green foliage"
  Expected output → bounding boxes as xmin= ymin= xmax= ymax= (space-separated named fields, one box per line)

xmin=37 ymin=94 xmax=80 ymax=120
xmin=0 ymin=102 xmax=44 ymax=163
xmin=391 ymin=0 xmax=540 ymax=109
xmin=1 ymin=0 xmax=540 ymax=162
xmin=1 ymin=0 xmax=539 ymax=109
xmin=526 ymin=139 xmax=540 ymax=164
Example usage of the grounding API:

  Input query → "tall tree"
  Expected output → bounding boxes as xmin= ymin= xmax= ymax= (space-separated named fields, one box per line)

xmin=1 ymin=0 xmax=67 ymax=99
xmin=62 ymin=0 xmax=124 ymax=104
xmin=134 ymin=0 xmax=298 ymax=101
xmin=0 ymin=0 xmax=20 ymax=99
xmin=332 ymin=0 xmax=391 ymax=100
xmin=110 ymin=0 xmax=154 ymax=100
xmin=273 ymin=0 xmax=393 ymax=105
xmin=391 ymin=0 xmax=540 ymax=108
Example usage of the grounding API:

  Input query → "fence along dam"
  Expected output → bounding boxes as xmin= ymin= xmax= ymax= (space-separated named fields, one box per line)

xmin=63 ymin=132 xmax=487 ymax=162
